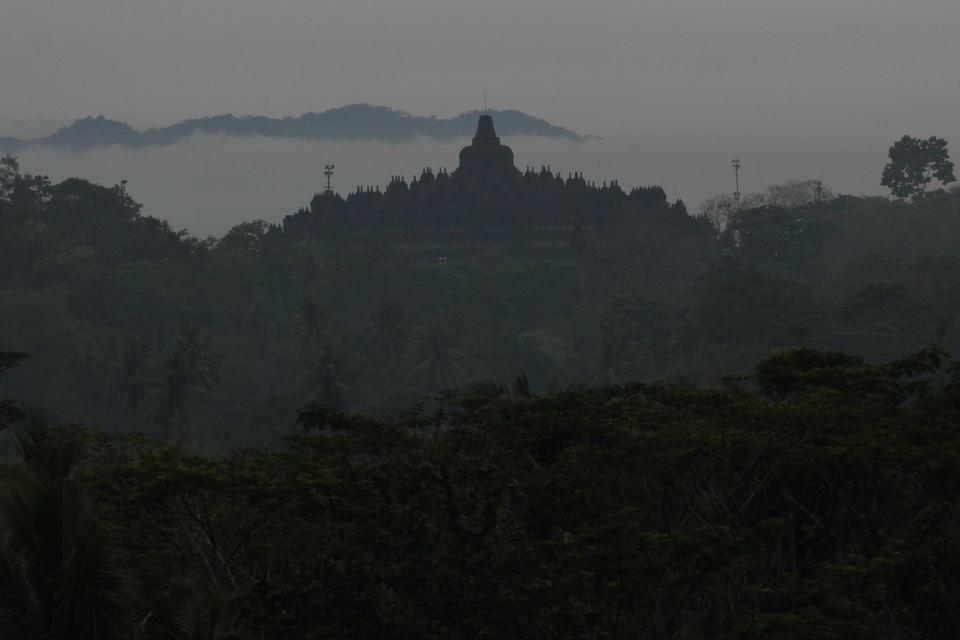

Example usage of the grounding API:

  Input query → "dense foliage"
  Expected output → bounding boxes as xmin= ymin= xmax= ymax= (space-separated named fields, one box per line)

xmin=3 ymin=154 xmax=960 ymax=446
xmin=1 ymin=348 xmax=959 ymax=638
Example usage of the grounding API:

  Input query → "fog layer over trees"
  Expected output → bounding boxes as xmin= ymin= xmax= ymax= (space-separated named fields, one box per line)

xmin=13 ymin=127 xmax=915 ymax=236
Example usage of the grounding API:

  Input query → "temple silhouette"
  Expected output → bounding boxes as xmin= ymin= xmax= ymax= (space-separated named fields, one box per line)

xmin=454 ymin=114 xmax=521 ymax=182
xmin=283 ymin=114 xmax=684 ymax=253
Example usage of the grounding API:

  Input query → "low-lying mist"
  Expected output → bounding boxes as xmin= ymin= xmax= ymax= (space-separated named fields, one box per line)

xmin=15 ymin=130 xmax=900 ymax=237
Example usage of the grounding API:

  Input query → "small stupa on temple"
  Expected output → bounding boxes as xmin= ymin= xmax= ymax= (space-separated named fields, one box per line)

xmin=452 ymin=114 xmax=522 ymax=182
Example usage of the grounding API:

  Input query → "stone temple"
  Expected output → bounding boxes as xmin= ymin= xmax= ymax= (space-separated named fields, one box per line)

xmin=284 ymin=112 xmax=676 ymax=247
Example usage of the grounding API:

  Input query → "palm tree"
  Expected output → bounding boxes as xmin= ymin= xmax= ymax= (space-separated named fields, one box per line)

xmin=0 ymin=425 xmax=237 ymax=640
xmin=412 ymin=319 xmax=467 ymax=392
xmin=0 ymin=424 xmax=134 ymax=640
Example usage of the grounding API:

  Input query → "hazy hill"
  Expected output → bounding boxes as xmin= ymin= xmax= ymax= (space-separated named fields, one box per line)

xmin=0 ymin=137 xmax=25 ymax=153
xmin=0 ymin=105 xmax=583 ymax=152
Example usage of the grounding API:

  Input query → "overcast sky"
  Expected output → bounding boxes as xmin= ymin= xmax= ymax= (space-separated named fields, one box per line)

xmin=4 ymin=0 xmax=959 ymax=234
xmin=2 ymin=0 xmax=958 ymax=136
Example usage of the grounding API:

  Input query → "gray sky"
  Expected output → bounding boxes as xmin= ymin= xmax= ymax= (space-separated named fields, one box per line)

xmin=3 ymin=0 xmax=958 ymax=136
xmin=4 ymin=0 xmax=960 ymax=235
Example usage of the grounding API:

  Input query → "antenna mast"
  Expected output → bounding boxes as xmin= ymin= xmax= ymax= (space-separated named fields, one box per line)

xmin=323 ymin=164 xmax=335 ymax=195
xmin=731 ymin=158 xmax=742 ymax=210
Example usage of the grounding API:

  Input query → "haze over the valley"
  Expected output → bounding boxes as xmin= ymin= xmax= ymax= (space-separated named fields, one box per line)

xmin=2 ymin=0 xmax=959 ymax=235
xmin=12 ymin=130 xmax=895 ymax=237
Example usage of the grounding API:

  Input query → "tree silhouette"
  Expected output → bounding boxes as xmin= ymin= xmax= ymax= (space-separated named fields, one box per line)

xmin=0 ymin=156 xmax=20 ymax=203
xmin=145 ymin=328 xmax=218 ymax=434
xmin=297 ymin=298 xmax=330 ymax=356
xmin=299 ymin=344 xmax=354 ymax=410
xmin=99 ymin=338 xmax=151 ymax=424
xmin=0 ymin=156 xmax=49 ymax=210
xmin=698 ymin=194 xmax=739 ymax=233
xmin=590 ymin=333 xmax=642 ymax=388
xmin=413 ymin=319 xmax=467 ymax=391
xmin=589 ymin=296 xmax=668 ymax=386
xmin=764 ymin=179 xmax=834 ymax=207
xmin=0 ymin=352 xmax=27 ymax=430
xmin=882 ymin=135 xmax=956 ymax=199
xmin=368 ymin=298 xmax=408 ymax=361
xmin=0 ymin=425 xmax=134 ymax=639
xmin=459 ymin=373 xmax=533 ymax=413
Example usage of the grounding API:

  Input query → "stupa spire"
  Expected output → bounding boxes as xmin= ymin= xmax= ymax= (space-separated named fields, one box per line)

xmin=472 ymin=114 xmax=501 ymax=146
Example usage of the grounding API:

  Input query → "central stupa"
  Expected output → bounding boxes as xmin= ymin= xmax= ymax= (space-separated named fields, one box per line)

xmin=453 ymin=114 xmax=521 ymax=182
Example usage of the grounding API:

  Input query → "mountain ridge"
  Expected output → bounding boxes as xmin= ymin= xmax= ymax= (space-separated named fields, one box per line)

xmin=0 ymin=104 xmax=585 ymax=152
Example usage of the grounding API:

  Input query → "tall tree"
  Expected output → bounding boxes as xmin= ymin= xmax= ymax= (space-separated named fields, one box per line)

xmin=368 ymin=298 xmax=408 ymax=361
xmin=297 ymin=298 xmax=330 ymax=356
xmin=0 ymin=425 xmax=134 ymax=640
xmin=882 ymin=135 xmax=956 ymax=199
xmin=413 ymin=319 xmax=467 ymax=392
xmin=99 ymin=339 xmax=151 ymax=425
xmin=299 ymin=345 xmax=354 ymax=410
xmin=145 ymin=328 xmax=219 ymax=434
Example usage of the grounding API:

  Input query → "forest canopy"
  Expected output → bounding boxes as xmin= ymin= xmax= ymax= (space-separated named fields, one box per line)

xmin=2 ymin=150 xmax=959 ymax=443
xmin=2 ymin=142 xmax=960 ymax=637
xmin=1 ymin=347 xmax=960 ymax=638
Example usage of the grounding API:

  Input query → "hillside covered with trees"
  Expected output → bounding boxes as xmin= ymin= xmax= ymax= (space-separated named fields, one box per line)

xmin=1 ymin=135 xmax=960 ymax=637
xmin=2 ymin=150 xmax=959 ymax=445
